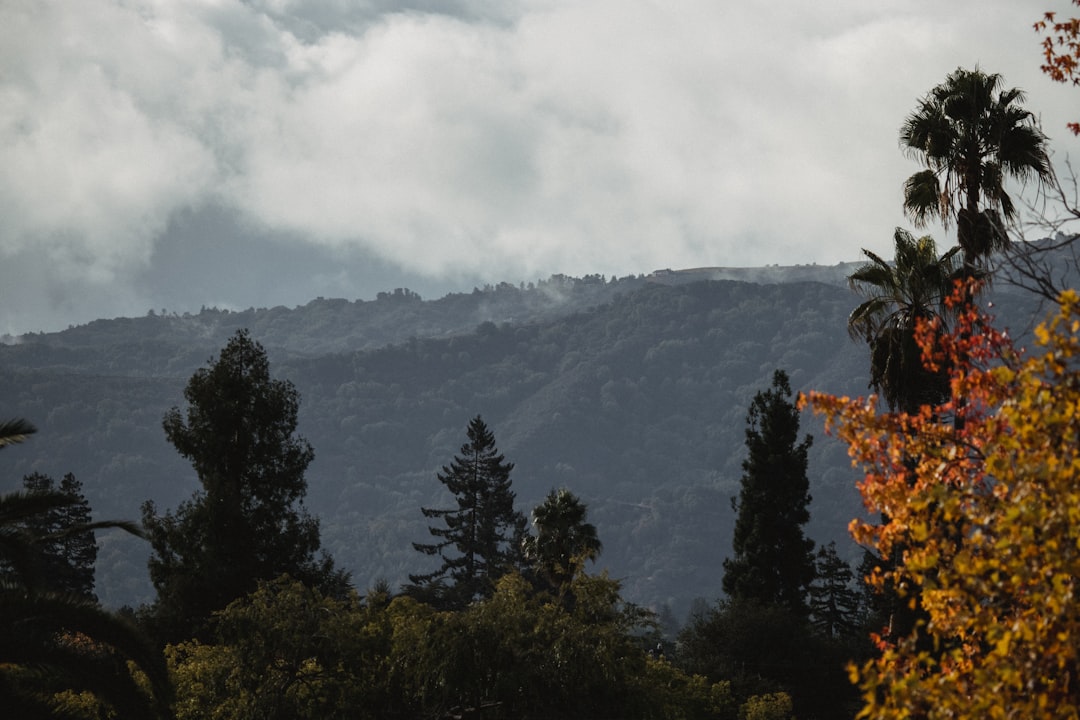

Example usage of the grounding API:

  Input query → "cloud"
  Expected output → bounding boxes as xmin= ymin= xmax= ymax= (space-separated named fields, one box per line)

xmin=0 ymin=0 xmax=1075 ymax=332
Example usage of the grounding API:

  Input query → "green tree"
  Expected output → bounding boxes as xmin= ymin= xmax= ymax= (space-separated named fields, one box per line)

xmin=8 ymin=473 xmax=98 ymax=600
xmin=0 ymin=424 xmax=171 ymax=720
xmin=167 ymin=576 xmax=383 ymax=720
xmin=676 ymin=598 xmax=825 ymax=718
xmin=722 ymin=370 xmax=815 ymax=616
xmin=847 ymin=228 xmax=964 ymax=412
xmin=522 ymin=487 xmax=602 ymax=592
xmin=142 ymin=329 xmax=345 ymax=643
xmin=807 ymin=541 xmax=862 ymax=642
xmin=900 ymin=67 xmax=1052 ymax=269
xmin=409 ymin=415 xmax=527 ymax=609
xmin=408 ymin=571 xmax=714 ymax=720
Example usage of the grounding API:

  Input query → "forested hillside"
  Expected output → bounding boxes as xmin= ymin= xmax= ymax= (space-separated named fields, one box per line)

xmin=0 ymin=267 xmax=1042 ymax=620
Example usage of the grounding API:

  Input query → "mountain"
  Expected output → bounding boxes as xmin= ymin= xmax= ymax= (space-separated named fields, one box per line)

xmin=0 ymin=260 xmax=1051 ymax=621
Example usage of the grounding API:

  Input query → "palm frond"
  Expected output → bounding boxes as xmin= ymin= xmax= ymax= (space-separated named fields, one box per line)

xmin=903 ymin=170 xmax=943 ymax=227
xmin=0 ymin=419 xmax=37 ymax=448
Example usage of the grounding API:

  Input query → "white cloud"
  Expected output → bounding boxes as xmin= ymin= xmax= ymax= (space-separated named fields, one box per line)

xmin=1 ymin=0 xmax=1076 ymax=331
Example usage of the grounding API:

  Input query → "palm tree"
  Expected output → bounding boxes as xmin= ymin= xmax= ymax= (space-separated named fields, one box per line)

xmin=900 ymin=67 xmax=1052 ymax=269
xmin=522 ymin=488 xmax=602 ymax=591
xmin=0 ymin=422 xmax=173 ymax=719
xmin=848 ymin=228 xmax=965 ymax=412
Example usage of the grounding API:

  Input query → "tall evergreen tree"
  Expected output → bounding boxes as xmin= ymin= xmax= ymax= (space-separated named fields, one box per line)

xmin=409 ymin=415 xmax=526 ymax=608
xmin=722 ymin=370 xmax=815 ymax=616
xmin=142 ymin=329 xmax=345 ymax=643
xmin=10 ymin=472 xmax=99 ymax=599
xmin=807 ymin=541 xmax=863 ymax=642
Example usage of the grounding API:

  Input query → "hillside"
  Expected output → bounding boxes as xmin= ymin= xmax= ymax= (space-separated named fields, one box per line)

xmin=0 ymin=260 xmax=1051 ymax=621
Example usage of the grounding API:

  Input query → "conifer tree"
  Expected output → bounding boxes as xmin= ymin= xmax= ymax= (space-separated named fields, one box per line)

xmin=13 ymin=472 xmax=98 ymax=599
xmin=142 ymin=329 xmax=345 ymax=643
xmin=409 ymin=415 xmax=526 ymax=608
xmin=808 ymin=541 xmax=862 ymax=641
xmin=722 ymin=369 xmax=815 ymax=616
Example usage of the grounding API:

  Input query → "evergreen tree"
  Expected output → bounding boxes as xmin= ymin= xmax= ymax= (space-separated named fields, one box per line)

xmin=409 ymin=415 xmax=526 ymax=608
xmin=722 ymin=370 xmax=815 ymax=616
xmin=142 ymin=329 xmax=345 ymax=643
xmin=11 ymin=472 xmax=98 ymax=599
xmin=807 ymin=541 xmax=862 ymax=642
xmin=0 ymin=423 xmax=171 ymax=719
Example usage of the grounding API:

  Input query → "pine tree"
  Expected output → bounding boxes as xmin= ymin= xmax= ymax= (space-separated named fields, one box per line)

xmin=142 ymin=329 xmax=346 ymax=643
xmin=12 ymin=472 xmax=98 ymax=599
xmin=409 ymin=415 xmax=526 ymax=608
xmin=808 ymin=541 xmax=862 ymax=641
xmin=722 ymin=369 xmax=816 ymax=616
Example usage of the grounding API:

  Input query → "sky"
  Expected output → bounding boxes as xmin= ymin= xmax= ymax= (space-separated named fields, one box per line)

xmin=2 ymin=0 xmax=1077 ymax=334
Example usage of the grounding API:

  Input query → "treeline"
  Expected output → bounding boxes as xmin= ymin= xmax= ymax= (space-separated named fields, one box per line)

xmin=1 ymin=330 xmax=870 ymax=719
xmin=0 ymin=276 xmax=878 ymax=616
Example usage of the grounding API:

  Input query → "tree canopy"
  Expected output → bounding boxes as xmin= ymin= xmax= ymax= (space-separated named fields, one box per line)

xmin=142 ymin=329 xmax=344 ymax=643
xmin=900 ymin=67 xmax=1052 ymax=267
xmin=522 ymin=487 xmax=602 ymax=593
xmin=848 ymin=228 xmax=964 ymax=412
xmin=806 ymin=285 xmax=1080 ymax=718
xmin=722 ymin=370 xmax=815 ymax=616
xmin=0 ymin=425 xmax=170 ymax=720
xmin=409 ymin=415 xmax=527 ymax=608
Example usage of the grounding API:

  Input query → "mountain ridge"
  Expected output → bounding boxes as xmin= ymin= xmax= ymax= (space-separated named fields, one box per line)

xmin=0 ymin=254 xmax=1055 ymax=621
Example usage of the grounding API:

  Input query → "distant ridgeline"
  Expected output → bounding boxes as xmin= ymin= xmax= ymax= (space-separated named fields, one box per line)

xmin=0 ymin=257 xmax=1053 ymax=621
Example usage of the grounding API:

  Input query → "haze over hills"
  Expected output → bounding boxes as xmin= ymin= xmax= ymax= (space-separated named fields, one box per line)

xmin=0 ymin=257 xmax=1055 ymax=621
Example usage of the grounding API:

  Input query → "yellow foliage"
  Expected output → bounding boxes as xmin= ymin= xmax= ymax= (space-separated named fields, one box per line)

xmin=804 ymin=290 xmax=1080 ymax=719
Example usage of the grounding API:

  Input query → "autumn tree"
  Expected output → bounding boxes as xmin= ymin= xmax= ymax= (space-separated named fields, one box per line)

xmin=1036 ymin=3 xmax=1080 ymax=134
xmin=723 ymin=370 xmax=815 ymax=616
xmin=804 ymin=285 xmax=1080 ymax=718
xmin=142 ymin=329 xmax=345 ymax=644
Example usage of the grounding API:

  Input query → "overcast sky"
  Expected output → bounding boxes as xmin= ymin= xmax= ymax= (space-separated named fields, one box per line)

xmin=2 ymin=1 xmax=1076 ymax=334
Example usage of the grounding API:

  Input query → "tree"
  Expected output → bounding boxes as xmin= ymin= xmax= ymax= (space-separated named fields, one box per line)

xmin=848 ymin=228 xmax=965 ymax=412
xmin=722 ymin=370 xmax=815 ymax=616
xmin=807 ymin=542 xmax=862 ymax=642
xmin=1036 ymin=3 xmax=1080 ymax=135
xmin=522 ymin=488 xmax=602 ymax=592
xmin=409 ymin=415 xmax=526 ymax=609
xmin=0 ymin=426 xmax=171 ymax=720
xmin=167 ymin=576 xmax=379 ymax=720
xmin=142 ymin=329 xmax=344 ymax=643
xmin=804 ymin=286 xmax=1080 ymax=718
xmin=900 ymin=67 xmax=1052 ymax=268
xmin=5 ymin=473 xmax=98 ymax=600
